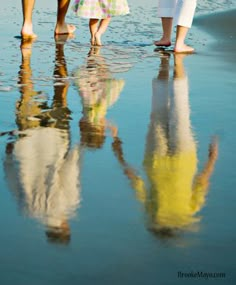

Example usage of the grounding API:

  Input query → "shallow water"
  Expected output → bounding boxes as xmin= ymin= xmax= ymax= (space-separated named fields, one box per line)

xmin=0 ymin=1 xmax=236 ymax=285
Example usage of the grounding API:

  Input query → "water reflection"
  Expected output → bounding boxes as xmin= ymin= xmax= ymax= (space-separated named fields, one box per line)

xmin=74 ymin=47 xmax=125 ymax=149
xmin=114 ymin=53 xmax=218 ymax=241
xmin=4 ymin=37 xmax=80 ymax=245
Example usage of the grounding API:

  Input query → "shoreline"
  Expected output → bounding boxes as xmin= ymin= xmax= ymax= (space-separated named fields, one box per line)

xmin=195 ymin=8 xmax=236 ymax=40
xmin=194 ymin=8 xmax=236 ymax=52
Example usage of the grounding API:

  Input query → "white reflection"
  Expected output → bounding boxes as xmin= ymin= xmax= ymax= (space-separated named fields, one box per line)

xmin=114 ymin=53 xmax=218 ymax=240
xmin=4 ymin=37 xmax=80 ymax=244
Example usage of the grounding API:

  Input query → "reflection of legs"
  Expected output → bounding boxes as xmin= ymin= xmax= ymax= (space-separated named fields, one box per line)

xmin=55 ymin=0 xmax=76 ymax=35
xmin=21 ymin=0 xmax=37 ymax=38
xmin=20 ymin=38 xmax=35 ymax=58
xmin=18 ymin=39 xmax=41 ymax=130
xmin=147 ymin=56 xmax=170 ymax=156
xmin=95 ymin=18 xmax=111 ymax=46
xmin=89 ymin=19 xmax=99 ymax=45
xmin=53 ymin=39 xmax=69 ymax=107
xmin=169 ymin=54 xmax=195 ymax=152
xmin=19 ymin=39 xmax=34 ymax=95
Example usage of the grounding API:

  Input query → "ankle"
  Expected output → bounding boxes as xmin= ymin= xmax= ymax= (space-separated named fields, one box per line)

xmin=162 ymin=36 xmax=171 ymax=42
xmin=175 ymin=40 xmax=184 ymax=48
xmin=22 ymin=22 xmax=33 ymax=29
xmin=56 ymin=20 xmax=66 ymax=27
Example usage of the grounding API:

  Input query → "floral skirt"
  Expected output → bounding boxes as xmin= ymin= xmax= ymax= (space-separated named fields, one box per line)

xmin=73 ymin=0 xmax=130 ymax=19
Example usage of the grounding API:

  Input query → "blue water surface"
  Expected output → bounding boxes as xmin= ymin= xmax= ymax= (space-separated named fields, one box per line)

xmin=0 ymin=1 xmax=236 ymax=285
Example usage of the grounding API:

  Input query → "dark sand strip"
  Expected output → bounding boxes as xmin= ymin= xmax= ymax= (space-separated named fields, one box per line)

xmin=194 ymin=9 xmax=236 ymax=45
xmin=194 ymin=9 xmax=236 ymax=64
xmin=195 ymin=9 xmax=236 ymax=40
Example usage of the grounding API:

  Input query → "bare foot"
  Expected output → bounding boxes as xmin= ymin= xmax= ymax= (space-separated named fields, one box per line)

xmin=154 ymin=38 xmax=171 ymax=47
xmin=95 ymin=33 xmax=102 ymax=46
xmin=21 ymin=24 xmax=37 ymax=39
xmin=55 ymin=23 xmax=76 ymax=35
xmin=174 ymin=44 xmax=195 ymax=53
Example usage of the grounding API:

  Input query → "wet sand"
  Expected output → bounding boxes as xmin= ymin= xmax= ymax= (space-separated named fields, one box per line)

xmin=194 ymin=9 xmax=236 ymax=60
xmin=195 ymin=8 xmax=236 ymax=42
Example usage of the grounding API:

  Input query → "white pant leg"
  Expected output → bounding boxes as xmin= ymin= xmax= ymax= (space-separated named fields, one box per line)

xmin=174 ymin=0 xmax=197 ymax=28
xmin=158 ymin=0 xmax=177 ymax=18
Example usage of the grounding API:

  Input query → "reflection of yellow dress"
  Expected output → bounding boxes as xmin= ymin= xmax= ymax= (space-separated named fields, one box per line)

xmin=74 ymin=50 xmax=126 ymax=150
xmin=144 ymin=152 xmax=200 ymax=230
xmin=74 ymin=54 xmax=125 ymax=126
xmin=81 ymin=78 xmax=125 ymax=125
xmin=130 ymin=74 xmax=211 ymax=232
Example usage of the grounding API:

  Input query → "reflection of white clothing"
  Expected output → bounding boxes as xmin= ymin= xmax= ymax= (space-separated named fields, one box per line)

xmin=140 ymin=71 xmax=199 ymax=230
xmin=158 ymin=0 xmax=197 ymax=28
xmin=6 ymin=127 xmax=80 ymax=228
xmin=150 ymin=74 xmax=196 ymax=155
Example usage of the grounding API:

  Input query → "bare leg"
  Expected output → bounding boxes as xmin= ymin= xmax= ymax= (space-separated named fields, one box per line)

xmin=95 ymin=18 xmax=111 ymax=46
xmin=154 ymin=17 xmax=172 ymax=47
xmin=89 ymin=19 xmax=99 ymax=45
xmin=55 ymin=0 xmax=76 ymax=35
xmin=21 ymin=0 xmax=37 ymax=38
xmin=174 ymin=25 xmax=194 ymax=53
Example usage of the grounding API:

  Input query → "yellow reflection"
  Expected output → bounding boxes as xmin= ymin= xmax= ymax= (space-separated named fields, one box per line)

xmin=114 ymin=53 xmax=218 ymax=239
xmin=74 ymin=47 xmax=125 ymax=149
xmin=4 ymin=36 xmax=80 ymax=245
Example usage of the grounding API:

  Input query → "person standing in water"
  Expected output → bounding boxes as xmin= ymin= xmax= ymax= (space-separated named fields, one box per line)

xmin=154 ymin=0 xmax=197 ymax=53
xmin=72 ymin=0 xmax=129 ymax=46
xmin=21 ymin=0 xmax=76 ymax=38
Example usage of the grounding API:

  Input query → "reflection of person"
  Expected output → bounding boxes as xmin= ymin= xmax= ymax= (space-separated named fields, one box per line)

xmin=154 ymin=0 xmax=197 ymax=53
xmin=74 ymin=47 xmax=125 ymax=149
xmin=72 ymin=0 xmax=129 ymax=46
xmin=21 ymin=0 xmax=76 ymax=38
xmin=113 ymin=53 xmax=218 ymax=239
xmin=4 ymin=37 xmax=80 ymax=245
